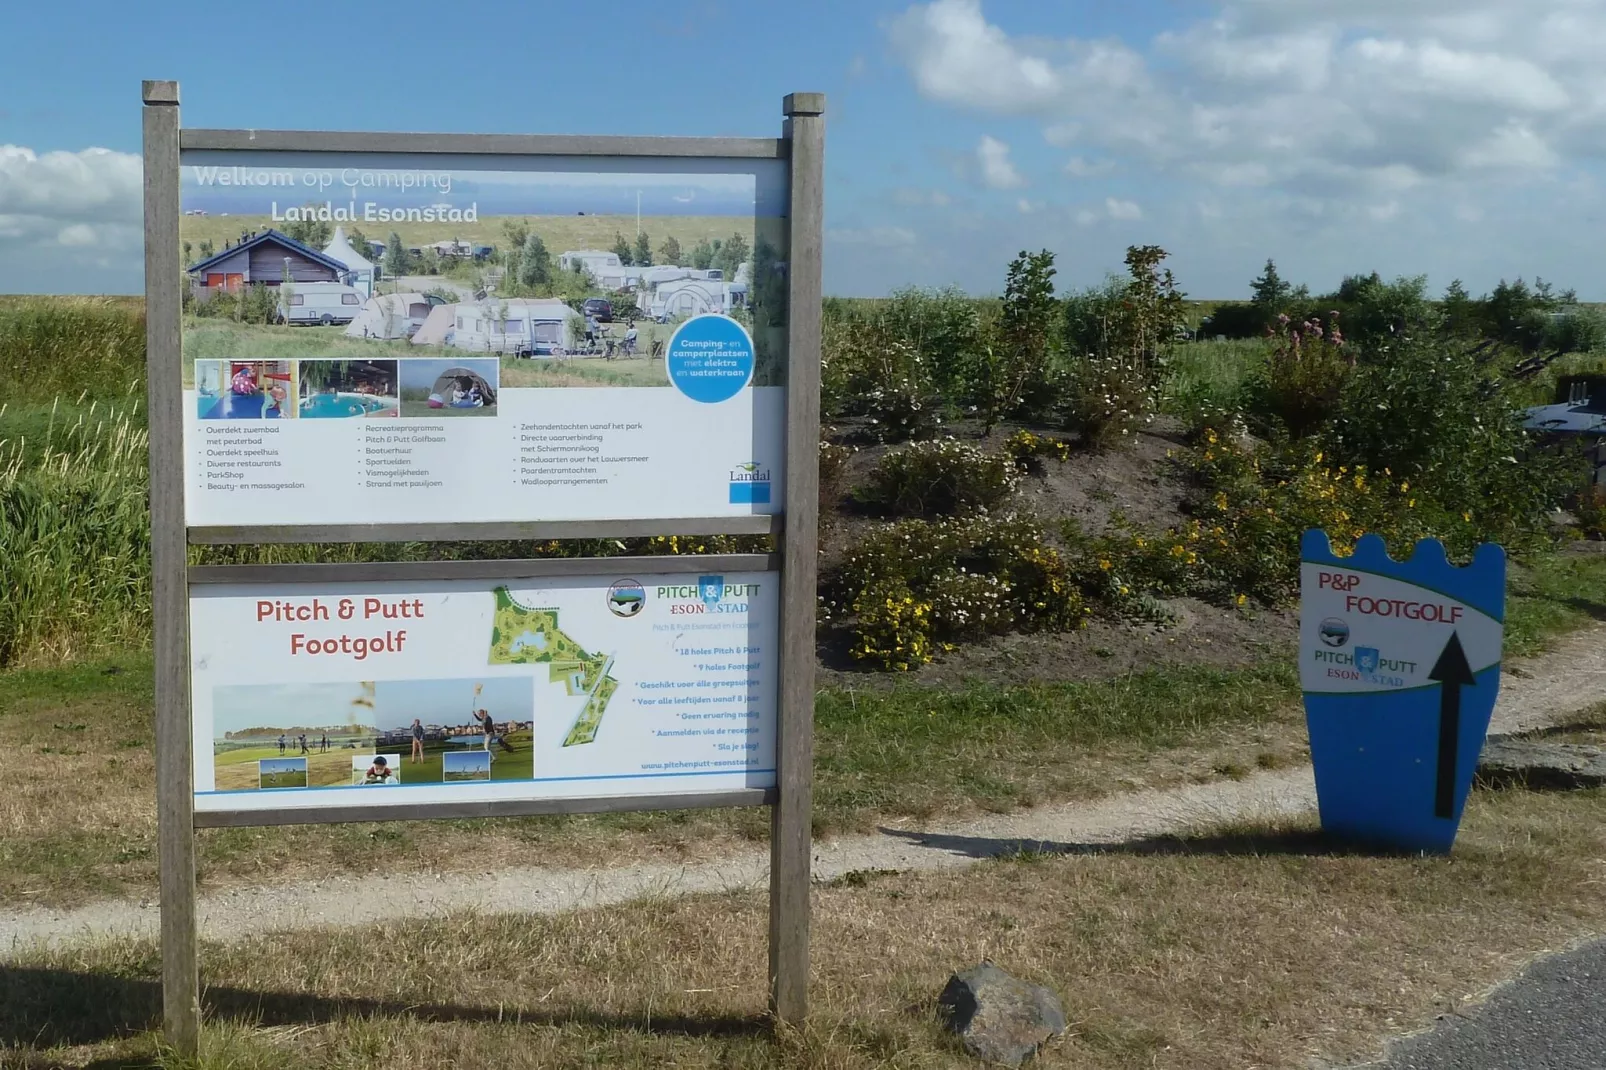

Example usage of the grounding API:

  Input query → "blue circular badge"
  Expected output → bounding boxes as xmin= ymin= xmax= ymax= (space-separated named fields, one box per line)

xmin=665 ymin=314 xmax=755 ymax=404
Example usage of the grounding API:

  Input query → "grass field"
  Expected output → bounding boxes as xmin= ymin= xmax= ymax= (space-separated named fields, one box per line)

xmin=4 ymin=782 xmax=1605 ymax=1069
xmin=259 ymin=770 xmax=306 ymax=790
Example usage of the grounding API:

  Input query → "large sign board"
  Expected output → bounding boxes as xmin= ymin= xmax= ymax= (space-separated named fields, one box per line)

xmin=191 ymin=572 xmax=777 ymax=814
xmin=145 ymin=82 xmax=824 ymax=1050
xmin=1300 ymin=530 xmax=1505 ymax=853
xmin=179 ymin=153 xmax=789 ymax=529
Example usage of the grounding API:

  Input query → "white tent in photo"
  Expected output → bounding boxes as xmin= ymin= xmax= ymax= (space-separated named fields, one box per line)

xmin=344 ymin=293 xmax=434 ymax=340
xmin=322 ymin=227 xmax=376 ymax=298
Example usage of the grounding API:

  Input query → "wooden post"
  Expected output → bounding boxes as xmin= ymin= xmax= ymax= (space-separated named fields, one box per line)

xmin=143 ymin=78 xmax=201 ymax=1057
xmin=769 ymin=91 xmax=825 ymax=1028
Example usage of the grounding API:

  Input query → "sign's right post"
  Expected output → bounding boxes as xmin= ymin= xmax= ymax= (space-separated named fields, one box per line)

xmin=771 ymin=91 xmax=825 ymax=1028
xmin=1299 ymin=530 xmax=1506 ymax=853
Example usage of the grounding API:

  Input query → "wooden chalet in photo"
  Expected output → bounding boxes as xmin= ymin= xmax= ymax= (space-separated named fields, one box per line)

xmin=186 ymin=229 xmax=352 ymax=297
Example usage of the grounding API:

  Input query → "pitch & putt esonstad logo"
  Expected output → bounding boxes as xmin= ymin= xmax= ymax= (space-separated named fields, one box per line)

xmin=728 ymin=462 xmax=771 ymax=504
xmin=606 ymin=579 xmax=646 ymax=618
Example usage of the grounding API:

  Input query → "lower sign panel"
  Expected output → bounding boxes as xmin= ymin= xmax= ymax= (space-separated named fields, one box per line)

xmin=189 ymin=572 xmax=778 ymax=814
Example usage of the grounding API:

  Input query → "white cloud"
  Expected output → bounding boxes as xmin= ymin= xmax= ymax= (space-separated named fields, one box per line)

xmin=1106 ymin=197 xmax=1143 ymax=221
xmin=1074 ymin=198 xmax=1144 ymax=226
xmin=0 ymin=145 xmax=143 ymax=292
xmin=887 ymin=0 xmax=1606 ymax=202
xmin=886 ymin=0 xmax=1061 ymax=111
xmin=976 ymin=135 xmax=1025 ymax=189
xmin=1063 ymin=156 xmax=1115 ymax=177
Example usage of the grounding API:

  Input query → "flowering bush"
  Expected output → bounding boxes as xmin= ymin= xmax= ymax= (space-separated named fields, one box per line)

xmin=1061 ymin=348 xmax=1159 ymax=449
xmin=1003 ymin=429 xmax=1072 ymax=475
xmin=826 ymin=513 xmax=1088 ymax=669
xmin=821 ymin=319 xmax=943 ymax=442
xmin=850 ymin=579 xmax=935 ymax=672
xmin=1242 ymin=313 xmax=1353 ymax=439
xmin=853 ymin=438 xmax=1021 ymax=518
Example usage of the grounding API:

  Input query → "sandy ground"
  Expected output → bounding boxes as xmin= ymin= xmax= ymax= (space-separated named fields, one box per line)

xmin=4 ymin=625 xmax=1603 ymax=952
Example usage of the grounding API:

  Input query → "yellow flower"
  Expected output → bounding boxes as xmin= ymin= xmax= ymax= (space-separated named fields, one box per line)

xmin=1236 ymin=594 xmax=1247 ymax=606
xmin=1400 ymin=481 xmax=1410 ymax=492
xmin=1099 ymin=559 xmax=1113 ymax=571
xmin=1462 ymin=511 xmax=1472 ymax=522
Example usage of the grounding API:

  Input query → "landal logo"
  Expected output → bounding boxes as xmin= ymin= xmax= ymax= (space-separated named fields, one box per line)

xmin=729 ymin=461 xmax=772 ymax=504
xmin=606 ymin=579 xmax=646 ymax=618
xmin=700 ymin=575 xmax=724 ymax=605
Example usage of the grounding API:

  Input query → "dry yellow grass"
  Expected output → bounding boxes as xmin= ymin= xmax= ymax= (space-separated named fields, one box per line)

xmin=3 ymin=785 xmax=1604 ymax=1069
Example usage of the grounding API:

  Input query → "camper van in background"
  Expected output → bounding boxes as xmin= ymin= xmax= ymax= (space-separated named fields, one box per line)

xmin=280 ymin=282 xmax=364 ymax=326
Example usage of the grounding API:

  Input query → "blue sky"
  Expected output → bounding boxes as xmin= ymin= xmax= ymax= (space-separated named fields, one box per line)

xmin=2 ymin=0 xmax=1602 ymax=298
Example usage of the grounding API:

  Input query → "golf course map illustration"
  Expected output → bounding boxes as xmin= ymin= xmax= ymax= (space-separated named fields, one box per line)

xmin=488 ymin=587 xmax=619 ymax=746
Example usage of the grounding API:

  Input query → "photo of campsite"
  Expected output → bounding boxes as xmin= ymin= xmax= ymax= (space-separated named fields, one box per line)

xmin=398 ymin=358 xmax=498 ymax=418
xmin=178 ymin=156 xmax=788 ymax=391
xmin=195 ymin=359 xmax=296 ymax=420
xmin=297 ymin=359 xmax=399 ymax=418
xmin=210 ymin=677 xmax=534 ymax=791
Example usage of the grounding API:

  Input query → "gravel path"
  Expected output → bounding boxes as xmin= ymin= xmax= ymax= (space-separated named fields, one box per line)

xmin=1351 ymin=936 xmax=1606 ymax=1069
xmin=4 ymin=627 xmax=1604 ymax=953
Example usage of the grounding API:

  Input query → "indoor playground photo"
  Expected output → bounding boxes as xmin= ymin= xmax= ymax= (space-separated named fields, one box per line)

xmin=195 ymin=360 xmax=296 ymax=420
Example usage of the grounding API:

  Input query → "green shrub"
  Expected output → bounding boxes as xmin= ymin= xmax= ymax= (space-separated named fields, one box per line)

xmin=852 ymin=439 xmax=1020 ymax=517
xmin=1058 ymin=247 xmax=1186 ymax=447
xmin=1325 ymin=329 xmax=1579 ymax=553
xmin=1241 ymin=313 xmax=1352 ymax=439
xmin=821 ymin=318 xmax=943 ymax=442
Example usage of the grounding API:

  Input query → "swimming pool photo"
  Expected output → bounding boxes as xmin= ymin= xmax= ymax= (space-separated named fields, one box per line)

xmin=297 ymin=359 xmax=399 ymax=419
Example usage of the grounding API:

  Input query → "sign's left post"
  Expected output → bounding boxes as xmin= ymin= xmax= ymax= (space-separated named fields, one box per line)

xmin=142 ymin=78 xmax=201 ymax=1057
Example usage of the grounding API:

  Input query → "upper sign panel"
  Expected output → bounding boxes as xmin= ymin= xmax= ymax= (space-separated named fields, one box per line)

xmin=178 ymin=151 xmax=789 ymax=528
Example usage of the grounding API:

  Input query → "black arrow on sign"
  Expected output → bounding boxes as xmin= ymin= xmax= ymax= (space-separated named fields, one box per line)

xmin=1427 ymin=631 xmax=1476 ymax=820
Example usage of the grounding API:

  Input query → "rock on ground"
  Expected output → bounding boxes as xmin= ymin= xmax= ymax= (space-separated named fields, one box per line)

xmin=938 ymin=962 xmax=1066 ymax=1067
xmin=1477 ymin=739 xmax=1606 ymax=790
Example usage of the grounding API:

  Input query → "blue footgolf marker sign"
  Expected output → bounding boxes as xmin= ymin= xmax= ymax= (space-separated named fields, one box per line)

xmin=665 ymin=313 xmax=756 ymax=404
xmin=1300 ymin=530 xmax=1506 ymax=853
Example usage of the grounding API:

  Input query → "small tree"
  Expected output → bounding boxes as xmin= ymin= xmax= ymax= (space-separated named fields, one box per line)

xmin=182 ymin=240 xmax=193 ymax=265
xmin=659 ymin=235 xmax=683 ymax=266
xmin=383 ymin=231 xmax=408 ymax=278
xmin=691 ymin=238 xmax=716 ymax=270
xmin=520 ymin=232 xmax=552 ymax=288
xmin=198 ymin=239 xmax=215 ymax=260
xmin=969 ymin=250 xmax=1059 ymax=433
xmin=612 ymin=232 xmax=634 ymax=266
xmin=716 ymin=232 xmax=750 ymax=280
xmin=1250 ymin=258 xmax=1292 ymax=310
xmin=502 ymin=220 xmax=529 ymax=255
xmin=280 ymin=204 xmax=332 ymax=249
xmin=634 ymin=231 xmax=653 ymax=267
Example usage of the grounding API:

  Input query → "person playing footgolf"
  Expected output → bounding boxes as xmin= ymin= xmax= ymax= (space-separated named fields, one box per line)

xmin=278 ymin=734 xmax=286 ymax=755
xmin=474 ymin=708 xmax=495 ymax=751
xmin=410 ymin=718 xmax=425 ymax=763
